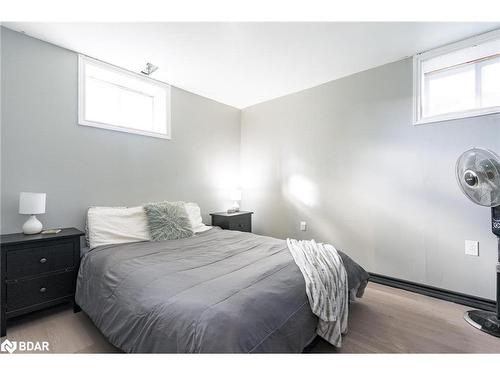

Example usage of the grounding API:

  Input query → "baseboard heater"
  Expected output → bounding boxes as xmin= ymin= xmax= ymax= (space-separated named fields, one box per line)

xmin=369 ymin=272 xmax=496 ymax=312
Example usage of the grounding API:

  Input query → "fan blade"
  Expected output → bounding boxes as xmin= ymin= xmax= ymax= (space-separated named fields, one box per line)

xmin=478 ymin=181 xmax=493 ymax=205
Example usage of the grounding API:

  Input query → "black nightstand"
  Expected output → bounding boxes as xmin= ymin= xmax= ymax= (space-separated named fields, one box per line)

xmin=210 ymin=211 xmax=253 ymax=233
xmin=0 ymin=228 xmax=84 ymax=337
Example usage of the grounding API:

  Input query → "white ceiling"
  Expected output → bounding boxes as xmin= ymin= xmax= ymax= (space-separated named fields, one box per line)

xmin=4 ymin=22 xmax=500 ymax=108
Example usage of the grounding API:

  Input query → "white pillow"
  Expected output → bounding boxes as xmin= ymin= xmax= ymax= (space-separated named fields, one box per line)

xmin=184 ymin=202 xmax=212 ymax=233
xmin=87 ymin=206 xmax=151 ymax=249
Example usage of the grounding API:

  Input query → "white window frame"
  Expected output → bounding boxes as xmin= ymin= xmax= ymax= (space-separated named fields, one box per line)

xmin=78 ymin=55 xmax=171 ymax=139
xmin=413 ymin=29 xmax=500 ymax=125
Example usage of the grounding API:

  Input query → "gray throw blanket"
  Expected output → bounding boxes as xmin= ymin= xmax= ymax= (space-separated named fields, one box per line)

xmin=287 ymin=238 xmax=348 ymax=347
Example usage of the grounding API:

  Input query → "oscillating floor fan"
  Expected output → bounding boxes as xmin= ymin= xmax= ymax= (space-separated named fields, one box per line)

xmin=456 ymin=148 xmax=500 ymax=338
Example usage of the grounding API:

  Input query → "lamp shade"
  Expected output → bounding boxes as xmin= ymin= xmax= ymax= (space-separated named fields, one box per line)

xmin=19 ymin=192 xmax=46 ymax=215
xmin=230 ymin=189 xmax=242 ymax=201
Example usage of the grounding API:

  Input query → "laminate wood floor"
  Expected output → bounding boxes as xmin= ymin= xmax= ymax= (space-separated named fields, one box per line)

xmin=3 ymin=283 xmax=500 ymax=353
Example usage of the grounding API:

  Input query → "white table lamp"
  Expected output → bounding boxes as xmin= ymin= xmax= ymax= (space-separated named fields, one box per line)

xmin=19 ymin=192 xmax=46 ymax=234
xmin=228 ymin=189 xmax=242 ymax=213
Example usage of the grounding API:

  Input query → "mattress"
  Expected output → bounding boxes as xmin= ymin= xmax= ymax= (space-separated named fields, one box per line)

xmin=75 ymin=227 xmax=368 ymax=353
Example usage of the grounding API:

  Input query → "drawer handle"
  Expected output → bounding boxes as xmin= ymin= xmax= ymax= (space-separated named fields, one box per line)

xmin=39 ymin=258 xmax=47 ymax=264
xmin=40 ymin=287 xmax=47 ymax=293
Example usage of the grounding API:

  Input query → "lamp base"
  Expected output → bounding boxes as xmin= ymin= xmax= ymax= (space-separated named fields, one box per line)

xmin=227 ymin=201 xmax=240 ymax=213
xmin=464 ymin=310 xmax=500 ymax=338
xmin=22 ymin=215 xmax=43 ymax=235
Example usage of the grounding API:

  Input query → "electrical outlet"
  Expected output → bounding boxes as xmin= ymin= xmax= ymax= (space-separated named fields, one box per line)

xmin=465 ymin=240 xmax=479 ymax=256
xmin=300 ymin=221 xmax=307 ymax=231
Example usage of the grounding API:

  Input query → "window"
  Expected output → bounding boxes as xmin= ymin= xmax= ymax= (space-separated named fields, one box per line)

xmin=78 ymin=55 xmax=171 ymax=139
xmin=413 ymin=29 xmax=500 ymax=125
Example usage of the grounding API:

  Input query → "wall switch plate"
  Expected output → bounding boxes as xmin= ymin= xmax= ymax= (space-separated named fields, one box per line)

xmin=300 ymin=221 xmax=307 ymax=231
xmin=465 ymin=240 xmax=479 ymax=256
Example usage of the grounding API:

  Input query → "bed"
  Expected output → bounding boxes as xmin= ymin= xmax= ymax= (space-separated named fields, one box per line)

xmin=75 ymin=227 xmax=369 ymax=353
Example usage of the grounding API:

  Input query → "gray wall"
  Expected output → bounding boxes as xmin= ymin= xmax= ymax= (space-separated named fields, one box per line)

xmin=2 ymin=26 xmax=500 ymax=300
xmin=1 ymin=28 xmax=241 ymax=234
xmin=241 ymin=58 xmax=500 ymax=299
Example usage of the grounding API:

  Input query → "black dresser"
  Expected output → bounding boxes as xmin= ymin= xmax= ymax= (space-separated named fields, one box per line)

xmin=0 ymin=228 xmax=84 ymax=337
xmin=210 ymin=211 xmax=253 ymax=233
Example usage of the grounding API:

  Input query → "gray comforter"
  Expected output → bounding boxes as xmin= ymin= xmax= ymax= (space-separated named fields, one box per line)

xmin=76 ymin=228 xmax=368 ymax=353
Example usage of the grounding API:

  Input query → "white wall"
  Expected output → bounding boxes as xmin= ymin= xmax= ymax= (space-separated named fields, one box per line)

xmin=1 ymin=28 xmax=241 ymax=234
xmin=241 ymin=58 xmax=500 ymax=299
xmin=3 ymin=26 xmax=500 ymax=300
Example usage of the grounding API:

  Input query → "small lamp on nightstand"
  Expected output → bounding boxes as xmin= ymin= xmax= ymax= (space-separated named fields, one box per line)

xmin=19 ymin=192 xmax=46 ymax=234
xmin=228 ymin=189 xmax=242 ymax=213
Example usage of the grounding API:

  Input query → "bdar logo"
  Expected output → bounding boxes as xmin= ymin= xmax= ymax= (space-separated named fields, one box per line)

xmin=0 ymin=339 xmax=17 ymax=354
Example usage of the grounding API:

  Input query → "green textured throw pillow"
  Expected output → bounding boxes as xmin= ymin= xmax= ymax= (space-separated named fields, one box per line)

xmin=143 ymin=201 xmax=193 ymax=241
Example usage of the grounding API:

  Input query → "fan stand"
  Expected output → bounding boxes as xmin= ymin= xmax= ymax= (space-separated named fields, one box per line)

xmin=464 ymin=208 xmax=500 ymax=338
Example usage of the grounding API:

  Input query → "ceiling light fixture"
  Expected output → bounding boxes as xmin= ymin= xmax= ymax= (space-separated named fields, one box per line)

xmin=141 ymin=62 xmax=158 ymax=76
